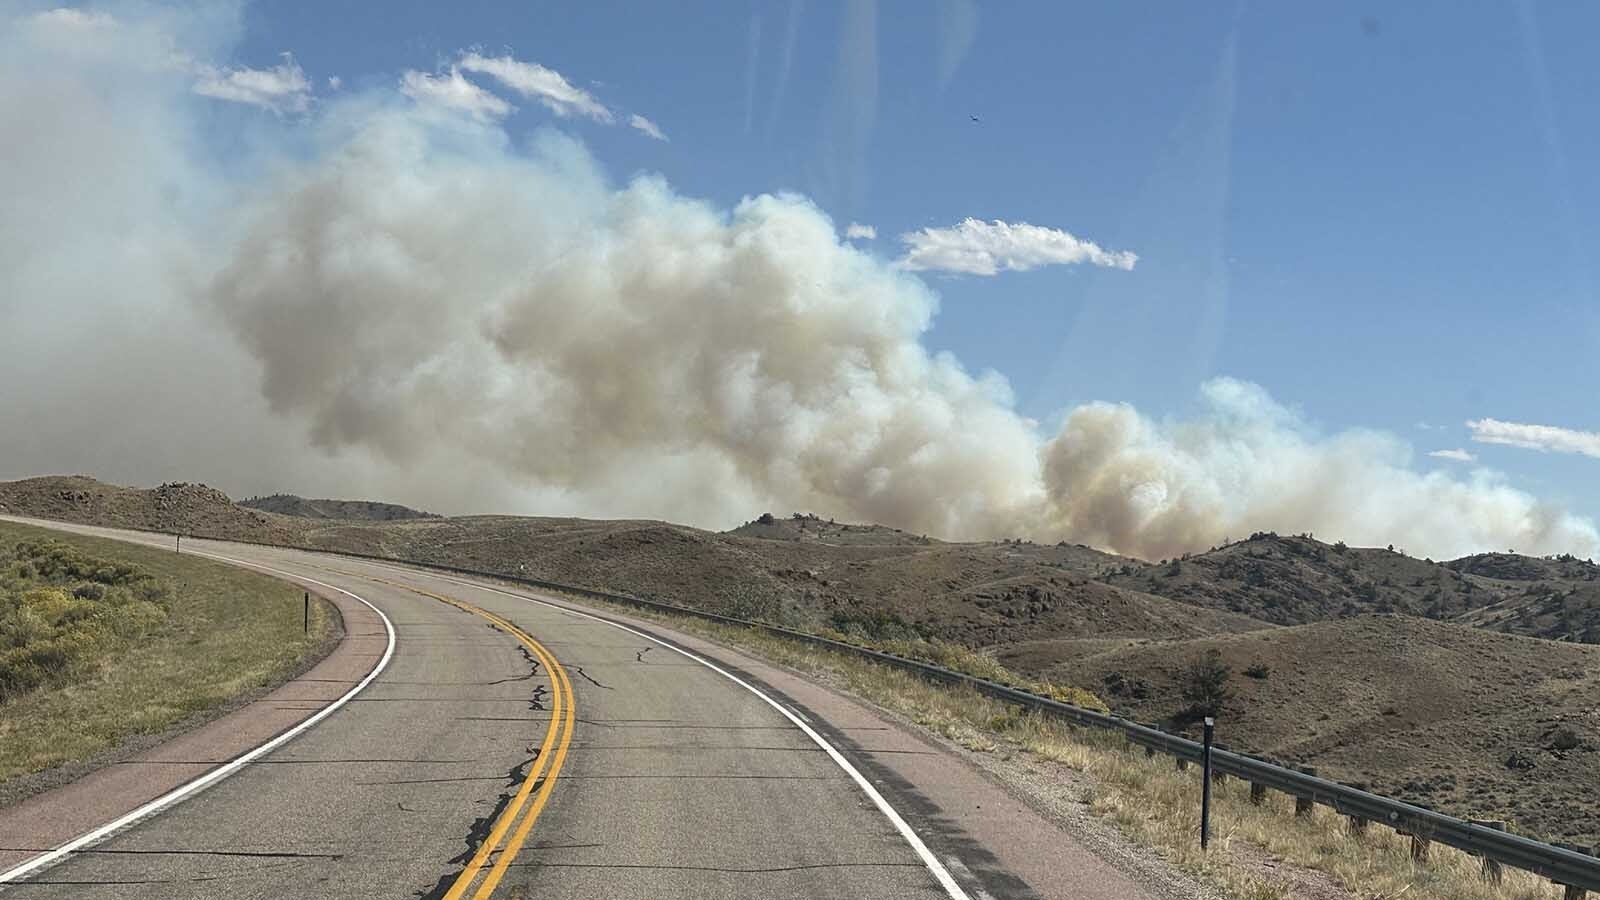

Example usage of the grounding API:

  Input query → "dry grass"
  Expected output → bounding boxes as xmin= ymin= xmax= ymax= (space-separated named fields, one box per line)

xmin=0 ymin=521 xmax=335 ymax=785
xmin=545 ymin=588 xmax=1564 ymax=900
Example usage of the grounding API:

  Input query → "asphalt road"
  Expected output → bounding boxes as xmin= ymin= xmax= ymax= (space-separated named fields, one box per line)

xmin=0 ymin=522 xmax=1163 ymax=900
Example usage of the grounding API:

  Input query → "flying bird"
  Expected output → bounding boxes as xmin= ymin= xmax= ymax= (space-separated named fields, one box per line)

xmin=969 ymin=114 xmax=981 ymax=123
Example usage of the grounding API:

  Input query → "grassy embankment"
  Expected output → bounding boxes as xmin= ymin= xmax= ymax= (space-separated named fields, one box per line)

xmin=533 ymin=584 xmax=1557 ymax=900
xmin=0 ymin=521 xmax=335 ymax=786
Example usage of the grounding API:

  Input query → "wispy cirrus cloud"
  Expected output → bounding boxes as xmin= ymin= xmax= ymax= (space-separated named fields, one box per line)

xmin=899 ymin=218 xmax=1136 ymax=275
xmin=629 ymin=114 xmax=667 ymax=141
xmin=194 ymin=53 xmax=312 ymax=114
xmin=459 ymin=52 xmax=613 ymax=123
xmin=399 ymin=68 xmax=511 ymax=122
xmin=1428 ymin=448 xmax=1477 ymax=462
xmin=1468 ymin=418 xmax=1600 ymax=459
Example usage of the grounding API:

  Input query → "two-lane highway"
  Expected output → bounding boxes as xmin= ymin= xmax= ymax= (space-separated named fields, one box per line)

xmin=0 ymin=525 xmax=969 ymax=898
xmin=0 ymin=520 xmax=1168 ymax=900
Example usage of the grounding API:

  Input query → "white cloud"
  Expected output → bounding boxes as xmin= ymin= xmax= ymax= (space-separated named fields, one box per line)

xmin=459 ymin=52 xmax=613 ymax=123
xmin=845 ymin=222 xmax=877 ymax=240
xmin=31 ymin=8 xmax=117 ymax=29
xmin=899 ymin=217 xmax=1137 ymax=275
xmin=1468 ymin=418 xmax=1600 ymax=459
xmin=193 ymin=53 xmax=312 ymax=114
xmin=327 ymin=75 xmax=341 ymax=90
xmin=399 ymin=68 xmax=511 ymax=122
xmin=629 ymin=113 xmax=667 ymax=141
xmin=1429 ymin=448 xmax=1476 ymax=462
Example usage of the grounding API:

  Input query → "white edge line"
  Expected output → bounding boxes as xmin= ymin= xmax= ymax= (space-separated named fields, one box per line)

xmin=338 ymin=557 xmax=972 ymax=900
xmin=0 ymin=552 xmax=397 ymax=885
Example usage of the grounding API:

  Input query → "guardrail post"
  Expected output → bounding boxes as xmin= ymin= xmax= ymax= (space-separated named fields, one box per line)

xmin=1347 ymin=815 xmax=1368 ymax=836
xmin=1295 ymin=766 xmax=1317 ymax=816
xmin=1249 ymin=782 xmax=1267 ymax=805
xmin=1555 ymin=843 xmax=1592 ymax=899
xmin=1409 ymin=829 xmax=1430 ymax=863
xmin=1176 ymin=756 xmax=1188 ymax=771
xmin=1200 ymin=717 xmax=1214 ymax=851
xmin=1471 ymin=820 xmax=1504 ymax=884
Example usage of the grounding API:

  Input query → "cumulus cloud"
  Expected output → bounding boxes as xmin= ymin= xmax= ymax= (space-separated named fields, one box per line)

xmin=459 ymin=52 xmax=612 ymax=122
xmin=194 ymin=53 xmax=312 ymax=114
xmin=629 ymin=113 xmax=667 ymax=141
xmin=2 ymin=6 xmax=1596 ymax=562
xmin=399 ymin=68 xmax=511 ymax=122
xmin=900 ymin=217 xmax=1137 ymax=275
xmin=1468 ymin=418 xmax=1600 ymax=460
xmin=1429 ymin=448 xmax=1477 ymax=462
xmin=845 ymin=222 xmax=876 ymax=240
xmin=327 ymin=75 xmax=341 ymax=90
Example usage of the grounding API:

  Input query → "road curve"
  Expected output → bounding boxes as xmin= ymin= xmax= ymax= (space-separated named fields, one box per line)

xmin=0 ymin=520 xmax=1161 ymax=900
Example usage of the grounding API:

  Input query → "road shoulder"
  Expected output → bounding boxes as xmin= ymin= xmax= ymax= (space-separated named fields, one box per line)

xmin=0 ymin=582 xmax=382 ymax=874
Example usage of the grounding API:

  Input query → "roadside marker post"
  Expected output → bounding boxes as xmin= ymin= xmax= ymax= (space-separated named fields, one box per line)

xmin=304 ymin=592 xmax=309 ymax=634
xmin=1201 ymin=717 xmax=1215 ymax=850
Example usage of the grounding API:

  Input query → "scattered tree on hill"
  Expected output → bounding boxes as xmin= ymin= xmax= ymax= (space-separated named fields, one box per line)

xmin=1182 ymin=649 xmax=1233 ymax=719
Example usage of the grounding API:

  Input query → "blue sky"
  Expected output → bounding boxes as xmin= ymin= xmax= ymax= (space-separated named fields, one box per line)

xmin=5 ymin=1 xmax=1598 ymax=556
xmin=216 ymin=1 xmax=1600 ymax=518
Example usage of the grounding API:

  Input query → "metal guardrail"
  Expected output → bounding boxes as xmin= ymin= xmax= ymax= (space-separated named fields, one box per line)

xmin=33 ymin=516 xmax=1600 ymax=894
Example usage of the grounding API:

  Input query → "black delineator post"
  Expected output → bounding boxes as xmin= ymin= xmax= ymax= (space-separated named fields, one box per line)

xmin=303 ymin=592 xmax=309 ymax=634
xmin=1201 ymin=716 xmax=1215 ymax=850
xmin=175 ymin=533 xmax=181 ymax=554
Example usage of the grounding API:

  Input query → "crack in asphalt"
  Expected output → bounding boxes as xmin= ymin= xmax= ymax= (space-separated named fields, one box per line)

xmin=635 ymin=647 xmax=651 ymax=662
xmin=571 ymin=666 xmax=612 ymax=690
xmin=417 ymin=755 xmax=535 ymax=900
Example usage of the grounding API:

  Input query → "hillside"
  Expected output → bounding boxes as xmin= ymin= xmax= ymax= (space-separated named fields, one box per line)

xmin=239 ymin=493 xmax=439 ymax=522
xmin=288 ymin=512 xmax=1261 ymax=649
xmin=1100 ymin=532 xmax=1509 ymax=625
xmin=11 ymin=474 xmax=1600 ymax=842
xmin=1003 ymin=616 xmax=1600 ymax=844
xmin=0 ymin=476 xmax=1249 ymax=652
xmin=0 ymin=476 xmax=305 ymax=544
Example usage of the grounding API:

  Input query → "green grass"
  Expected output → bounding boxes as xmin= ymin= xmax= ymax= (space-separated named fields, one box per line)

xmin=0 ymin=522 xmax=334 ymax=785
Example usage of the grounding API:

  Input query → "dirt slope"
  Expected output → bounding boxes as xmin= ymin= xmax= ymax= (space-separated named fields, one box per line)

xmin=1004 ymin=615 xmax=1600 ymax=844
xmin=1100 ymin=532 xmax=1510 ymax=625
xmin=238 ymin=493 xmax=439 ymax=521
xmin=0 ymin=476 xmax=305 ymax=544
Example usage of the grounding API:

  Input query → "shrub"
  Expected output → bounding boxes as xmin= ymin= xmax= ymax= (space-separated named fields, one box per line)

xmin=1243 ymin=662 xmax=1271 ymax=680
xmin=1181 ymin=649 xmax=1233 ymax=719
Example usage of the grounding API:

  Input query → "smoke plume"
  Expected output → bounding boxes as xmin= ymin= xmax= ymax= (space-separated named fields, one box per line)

xmin=3 ymin=6 xmax=1596 ymax=562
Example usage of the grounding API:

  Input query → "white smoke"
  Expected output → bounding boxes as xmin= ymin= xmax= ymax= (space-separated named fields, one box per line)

xmin=3 ymin=6 xmax=1597 ymax=562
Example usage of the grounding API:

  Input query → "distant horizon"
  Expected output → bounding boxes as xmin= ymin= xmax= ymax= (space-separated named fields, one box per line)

xmin=6 ymin=472 xmax=1593 ymax=567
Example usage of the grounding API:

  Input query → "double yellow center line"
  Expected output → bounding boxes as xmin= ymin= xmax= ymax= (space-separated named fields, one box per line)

xmin=325 ymin=570 xmax=574 ymax=899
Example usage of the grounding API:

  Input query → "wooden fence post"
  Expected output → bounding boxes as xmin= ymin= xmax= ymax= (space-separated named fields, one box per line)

xmin=1294 ymin=766 xmax=1317 ymax=816
xmin=1471 ymin=820 xmax=1504 ymax=885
